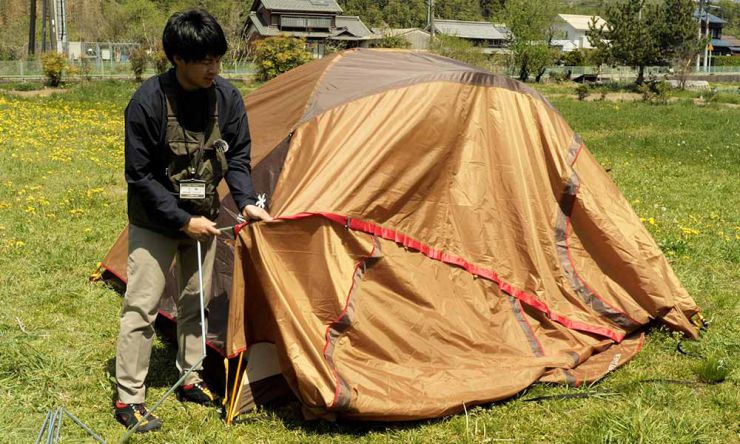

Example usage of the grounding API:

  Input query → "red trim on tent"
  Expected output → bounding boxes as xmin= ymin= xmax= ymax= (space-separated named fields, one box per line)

xmin=226 ymin=347 xmax=246 ymax=360
xmin=571 ymin=144 xmax=584 ymax=166
xmin=273 ymin=212 xmax=625 ymax=343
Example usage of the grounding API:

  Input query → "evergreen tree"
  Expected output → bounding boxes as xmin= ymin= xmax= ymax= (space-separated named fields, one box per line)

xmin=384 ymin=0 xmax=428 ymax=28
xmin=656 ymin=0 xmax=702 ymax=88
xmin=337 ymin=0 xmax=385 ymax=27
xmin=589 ymin=0 xmax=662 ymax=84
xmin=435 ymin=0 xmax=483 ymax=21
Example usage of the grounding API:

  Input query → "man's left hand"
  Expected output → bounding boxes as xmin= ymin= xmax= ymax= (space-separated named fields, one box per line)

xmin=242 ymin=204 xmax=274 ymax=222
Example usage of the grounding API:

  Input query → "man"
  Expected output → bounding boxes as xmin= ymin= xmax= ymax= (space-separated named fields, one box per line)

xmin=114 ymin=9 xmax=272 ymax=433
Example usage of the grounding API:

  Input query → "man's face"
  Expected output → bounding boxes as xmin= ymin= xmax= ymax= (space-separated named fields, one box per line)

xmin=173 ymin=55 xmax=221 ymax=90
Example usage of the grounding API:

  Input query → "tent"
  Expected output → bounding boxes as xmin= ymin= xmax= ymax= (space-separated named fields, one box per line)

xmin=97 ymin=49 xmax=703 ymax=423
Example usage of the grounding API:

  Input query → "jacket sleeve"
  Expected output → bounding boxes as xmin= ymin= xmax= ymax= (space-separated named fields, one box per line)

xmin=222 ymin=90 xmax=258 ymax=211
xmin=124 ymin=98 xmax=191 ymax=229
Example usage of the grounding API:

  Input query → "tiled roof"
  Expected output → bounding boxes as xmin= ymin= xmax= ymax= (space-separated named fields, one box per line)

xmin=246 ymin=11 xmax=372 ymax=40
xmin=336 ymin=16 xmax=373 ymax=38
xmin=259 ymin=0 xmax=342 ymax=13
xmin=694 ymin=10 xmax=727 ymax=24
xmin=433 ymin=20 xmax=509 ymax=40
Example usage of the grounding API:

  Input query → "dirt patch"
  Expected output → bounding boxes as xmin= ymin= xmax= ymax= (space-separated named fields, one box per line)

xmin=3 ymin=87 xmax=69 ymax=97
xmin=583 ymin=92 xmax=642 ymax=102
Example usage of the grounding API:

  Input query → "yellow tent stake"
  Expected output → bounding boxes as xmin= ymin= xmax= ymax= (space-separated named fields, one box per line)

xmin=223 ymin=357 xmax=229 ymax=409
xmin=229 ymin=368 xmax=249 ymax=424
xmin=227 ymin=352 xmax=244 ymax=424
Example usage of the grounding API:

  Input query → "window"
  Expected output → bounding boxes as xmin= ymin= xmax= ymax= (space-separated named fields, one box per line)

xmin=280 ymin=15 xmax=332 ymax=30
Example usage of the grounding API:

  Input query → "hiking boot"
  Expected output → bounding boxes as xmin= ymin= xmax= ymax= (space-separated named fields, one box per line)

xmin=176 ymin=382 xmax=221 ymax=407
xmin=114 ymin=401 xmax=162 ymax=433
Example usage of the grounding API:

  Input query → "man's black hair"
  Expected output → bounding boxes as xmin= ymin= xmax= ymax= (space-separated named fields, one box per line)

xmin=162 ymin=9 xmax=227 ymax=64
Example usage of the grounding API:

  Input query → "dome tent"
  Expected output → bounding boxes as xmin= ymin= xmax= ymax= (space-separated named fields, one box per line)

xmin=222 ymin=49 xmax=702 ymax=421
xmin=97 ymin=49 xmax=702 ymax=422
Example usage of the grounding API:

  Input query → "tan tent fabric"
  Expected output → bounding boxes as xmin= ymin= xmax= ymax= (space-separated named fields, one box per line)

xmin=97 ymin=49 xmax=701 ymax=422
xmin=224 ymin=49 xmax=701 ymax=421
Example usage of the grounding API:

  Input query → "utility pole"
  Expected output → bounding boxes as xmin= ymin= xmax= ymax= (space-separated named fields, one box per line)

xmin=41 ymin=0 xmax=47 ymax=52
xmin=696 ymin=0 xmax=705 ymax=71
xmin=28 ymin=0 xmax=37 ymax=55
xmin=429 ymin=0 xmax=435 ymax=37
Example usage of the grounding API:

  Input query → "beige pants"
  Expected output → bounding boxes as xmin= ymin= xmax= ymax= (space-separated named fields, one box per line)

xmin=115 ymin=224 xmax=217 ymax=404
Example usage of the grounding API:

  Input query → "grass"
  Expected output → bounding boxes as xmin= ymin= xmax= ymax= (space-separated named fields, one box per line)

xmin=0 ymin=79 xmax=737 ymax=443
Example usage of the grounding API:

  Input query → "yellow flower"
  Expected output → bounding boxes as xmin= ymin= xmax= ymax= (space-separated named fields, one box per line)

xmin=681 ymin=226 xmax=700 ymax=236
xmin=15 ymin=240 xmax=24 ymax=247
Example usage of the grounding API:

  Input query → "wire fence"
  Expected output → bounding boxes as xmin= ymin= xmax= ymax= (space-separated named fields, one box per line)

xmin=0 ymin=59 xmax=737 ymax=83
xmin=0 ymin=60 xmax=256 ymax=81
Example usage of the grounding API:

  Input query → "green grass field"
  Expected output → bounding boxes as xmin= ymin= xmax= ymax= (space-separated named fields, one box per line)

xmin=0 ymin=80 xmax=737 ymax=443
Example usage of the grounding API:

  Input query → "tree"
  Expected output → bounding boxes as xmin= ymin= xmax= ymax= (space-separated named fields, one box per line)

xmin=504 ymin=0 xmax=557 ymax=82
xmin=337 ymin=0 xmax=385 ymax=27
xmin=435 ymin=0 xmax=484 ymax=21
xmin=0 ymin=0 xmax=28 ymax=59
xmin=384 ymin=0 xmax=428 ymax=28
xmin=589 ymin=0 xmax=662 ymax=84
xmin=657 ymin=0 xmax=702 ymax=89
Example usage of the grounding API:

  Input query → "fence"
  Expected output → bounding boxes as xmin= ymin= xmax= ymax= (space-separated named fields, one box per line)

xmin=547 ymin=64 xmax=740 ymax=81
xmin=0 ymin=59 xmax=737 ymax=83
xmin=0 ymin=60 xmax=256 ymax=82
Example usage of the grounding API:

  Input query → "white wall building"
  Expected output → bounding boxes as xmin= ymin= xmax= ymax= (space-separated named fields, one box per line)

xmin=551 ymin=14 xmax=606 ymax=52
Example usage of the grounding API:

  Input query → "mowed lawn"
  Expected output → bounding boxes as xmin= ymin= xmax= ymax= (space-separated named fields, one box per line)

xmin=0 ymin=80 xmax=737 ymax=443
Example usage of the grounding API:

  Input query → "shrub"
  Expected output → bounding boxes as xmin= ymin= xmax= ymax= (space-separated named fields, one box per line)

xmin=41 ymin=52 xmax=67 ymax=87
xmin=575 ymin=84 xmax=590 ymax=101
xmin=429 ymin=34 xmax=488 ymax=69
xmin=639 ymin=78 xmax=671 ymax=104
xmin=252 ymin=36 xmax=312 ymax=81
xmin=561 ymin=49 xmax=587 ymax=66
xmin=152 ymin=47 xmax=170 ymax=74
xmin=712 ymin=55 xmax=740 ymax=67
xmin=80 ymin=57 xmax=94 ymax=81
xmin=372 ymin=33 xmax=412 ymax=49
xmin=128 ymin=47 xmax=149 ymax=81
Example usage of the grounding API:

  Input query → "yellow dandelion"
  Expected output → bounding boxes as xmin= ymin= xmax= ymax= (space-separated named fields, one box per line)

xmin=681 ymin=226 xmax=700 ymax=236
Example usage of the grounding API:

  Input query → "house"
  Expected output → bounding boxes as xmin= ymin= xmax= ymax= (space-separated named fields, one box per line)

xmin=431 ymin=20 xmax=511 ymax=54
xmin=244 ymin=0 xmax=376 ymax=58
xmin=695 ymin=10 xmax=733 ymax=56
xmin=372 ymin=28 xmax=432 ymax=50
xmin=722 ymin=34 xmax=740 ymax=56
xmin=551 ymin=14 xmax=606 ymax=52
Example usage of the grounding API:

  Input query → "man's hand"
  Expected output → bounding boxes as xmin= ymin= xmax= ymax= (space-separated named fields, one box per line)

xmin=242 ymin=204 xmax=274 ymax=222
xmin=181 ymin=216 xmax=220 ymax=241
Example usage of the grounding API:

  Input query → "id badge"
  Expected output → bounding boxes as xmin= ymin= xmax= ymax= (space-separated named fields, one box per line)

xmin=179 ymin=179 xmax=206 ymax=199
